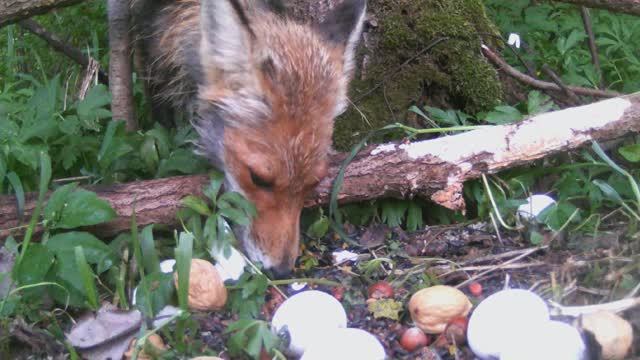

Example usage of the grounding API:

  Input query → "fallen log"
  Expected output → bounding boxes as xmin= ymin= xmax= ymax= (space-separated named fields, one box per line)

xmin=1 ymin=94 xmax=639 ymax=239
xmin=553 ymin=0 xmax=640 ymax=17
xmin=0 ymin=0 xmax=85 ymax=28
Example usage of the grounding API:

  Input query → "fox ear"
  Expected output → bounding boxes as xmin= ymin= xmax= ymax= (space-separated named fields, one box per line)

xmin=200 ymin=0 xmax=256 ymax=86
xmin=316 ymin=0 xmax=367 ymax=77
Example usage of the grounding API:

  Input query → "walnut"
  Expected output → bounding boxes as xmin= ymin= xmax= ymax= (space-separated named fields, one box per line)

xmin=408 ymin=285 xmax=472 ymax=334
xmin=124 ymin=334 xmax=166 ymax=360
xmin=174 ymin=259 xmax=227 ymax=311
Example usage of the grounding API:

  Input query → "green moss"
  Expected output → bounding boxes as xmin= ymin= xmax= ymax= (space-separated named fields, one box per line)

xmin=334 ymin=0 xmax=503 ymax=150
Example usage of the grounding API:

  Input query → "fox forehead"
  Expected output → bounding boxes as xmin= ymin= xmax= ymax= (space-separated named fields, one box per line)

xmin=199 ymin=15 xmax=348 ymax=124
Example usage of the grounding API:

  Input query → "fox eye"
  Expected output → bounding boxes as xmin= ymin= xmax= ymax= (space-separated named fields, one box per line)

xmin=249 ymin=169 xmax=274 ymax=190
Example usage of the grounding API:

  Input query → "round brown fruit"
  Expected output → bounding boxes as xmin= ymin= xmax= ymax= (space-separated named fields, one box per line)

xmin=399 ymin=327 xmax=429 ymax=352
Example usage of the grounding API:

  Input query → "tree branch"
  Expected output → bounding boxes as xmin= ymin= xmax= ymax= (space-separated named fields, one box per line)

xmin=0 ymin=0 xmax=85 ymax=28
xmin=2 ymin=94 xmax=639 ymax=239
xmin=481 ymin=45 xmax=619 ymax=99
xmin=554 ymin=0 xmax=640 ymax=17
xmin=18 ymin=19 xmax=108 ymax=85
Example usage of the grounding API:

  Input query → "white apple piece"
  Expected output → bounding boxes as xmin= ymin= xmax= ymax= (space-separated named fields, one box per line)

xmin=517 ymin=194 xmax=556 ymax=220
xmin=212 ymin=246 xmax=247 ymax=283
xmin=300 ymin=328 xmax=386 ymax=360
xmin=271 ymin=290 xmax=347 ymax=356
xmin=499 ymin=320 xmax=585 ymax=360
xmin=467 ymin=289 xmax=550 ymax=359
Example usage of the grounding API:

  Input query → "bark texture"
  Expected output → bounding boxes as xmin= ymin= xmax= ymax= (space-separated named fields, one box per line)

xmin=2 ymin=94 xmax=639 ymax=239
xmin=554 ymin=0 xmax=640 ymax=16
xmin=107 ymin=0 xmax=136 ymax=131
xmin=0 ymin=0 xmax=84 ymax=27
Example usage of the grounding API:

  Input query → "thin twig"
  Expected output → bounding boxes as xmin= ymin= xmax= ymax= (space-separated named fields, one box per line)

xmin=541 ymin=64 xmax=581 ymax=105
xmin=481 ymin=45 xmax=619 ymax=98
xmin=580 ymin=7 xmax=604 ymax=88
xmin=455 ymin=246 xmax=548 ymax=289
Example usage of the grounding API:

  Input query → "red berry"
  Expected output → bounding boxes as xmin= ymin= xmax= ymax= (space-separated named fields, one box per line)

xmin=331 ymin=286 xmax=345 ymax=301
xmin=367 ymin=281 xmax=394 ymax=299
xmin=468 ymin=282 xmax=483 ymax=297
xmin=399 ymin=327 xmax=430 ymax=352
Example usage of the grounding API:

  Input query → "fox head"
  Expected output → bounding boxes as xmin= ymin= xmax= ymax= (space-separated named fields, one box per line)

xmin=194 ymin=0 xmax=366 ymax=276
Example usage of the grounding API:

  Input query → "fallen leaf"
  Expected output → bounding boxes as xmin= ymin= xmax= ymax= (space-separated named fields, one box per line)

xmin=66 ymin=303 xmax=142 ymax=349
xmin=367 ymin=299 xmax=403 ymax=320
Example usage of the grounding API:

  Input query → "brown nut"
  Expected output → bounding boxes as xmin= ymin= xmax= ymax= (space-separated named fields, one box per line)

xmin=408 ymin=285 xmax=472 ymax=334
xmin=125 ymin=334 xmax=166 ymax=360
xmin=579 ymin=310 xmax=633 ymax=360
xmin=174 ymin=259 xmax=227 ymax=311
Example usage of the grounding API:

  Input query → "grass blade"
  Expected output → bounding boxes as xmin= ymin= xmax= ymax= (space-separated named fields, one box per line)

xmin=140 ymin=225 xmax=160 ymax=275
xmin=75 ymin=246 xmax=99 ymax=310
xmin=174 ymin=232 xmax=193 ymax=311
xmin=6 ymin=172 xmax=25 ymax=218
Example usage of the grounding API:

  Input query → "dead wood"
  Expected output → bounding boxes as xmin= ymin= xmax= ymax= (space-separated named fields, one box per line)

xmin=1 ymin=94 xmax=640 ymax=239
xmin=0 ymin=0 xmax=84 ymax=28
xmin=553 ymin=0 xmax=640 ymax=16
xmin=18 ymin=19 xmax=108 ymax=85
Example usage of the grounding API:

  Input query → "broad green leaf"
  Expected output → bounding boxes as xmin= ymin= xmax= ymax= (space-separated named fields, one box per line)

xmin=46 ymin=232 xmax=117 ymax=272
xmin=14 ymin=244 xmax=54 ymax=286
xmin=619 ymin=144 xmax=640 ymax=162
xmin=55 ymin=189 xmax=116 ymax=229
xmin=75 ymin=246 xmax=99 ymax=310
xmin=44 ymin=182 xmax=78 ymax=226
xmin=156 ymin=149 xmax=208 ymax=177
xmin=182 ymin=195 xmax=211 ymax=216
xmin=140 ymin=136 xmax=160 ymax=171
xmin=484 ymin=105 xmax=522 ymax=124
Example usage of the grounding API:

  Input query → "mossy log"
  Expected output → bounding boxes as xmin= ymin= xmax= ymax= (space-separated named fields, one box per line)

xmin=287 ymin=0 xmax=504 ymax=150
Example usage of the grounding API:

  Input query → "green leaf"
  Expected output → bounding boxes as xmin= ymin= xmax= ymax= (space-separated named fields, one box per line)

xmin=219 ymin=206 xmax=251 ymax=226
xmin=55 ymin=189 xmax=117 ymax=229
xmin=619 ymin=144 xmax=640 ymax=162
xmin=6 ymin=172 xmax=25 ymax=217
xmin=174 ymin=232 xmax=194 ymax=311
xmin=75 ymin=246 xmax=99 ymax=310
xmin=44 ymin=183 xmax=78 ymax=226
xmin=140 ymin=225 xmax=160 ymax=275
xmin=97 ymin=120 xmax=133 ymax=170
xmin=182 ymin=195 xmax=211 ymax=216
xmin=484 ymin=105 xmax=523 ymax=124
xmin=46 ymin=232 xmax=117 ymax=273
xmin=218 ymin=192 xmax=257 ymax=218
xmin=157 ymin=149 xmax=208 ymax=177
xmin=529 ymin=231 xmax=544 ymax=245
xmin=526 ymin=91 xmax=553 ymax=115
xmin=14 ymin=244 xmax=54 ymax=286
xmin=204 ymin=172 xmax=225 ymax=204
xmin=77 ymin=84 xmax=111 ymax=130
xmin=367 ymin=299 xmax=403 ymax=320
xmin=592 ymin=180 xmax=624 ymax=204
xmin=306 ymin=214 xmax=330 ymax=239
xmin=135 ymin=272 xmax=175 ymax=317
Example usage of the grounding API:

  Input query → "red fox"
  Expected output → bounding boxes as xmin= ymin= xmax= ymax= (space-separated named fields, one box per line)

xmin=131 ymin=0 xmax=367 ymax=276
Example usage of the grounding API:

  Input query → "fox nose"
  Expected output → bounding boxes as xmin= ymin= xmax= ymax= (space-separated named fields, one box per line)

xmin=271 ymin=264 xmax=292 ymax=279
